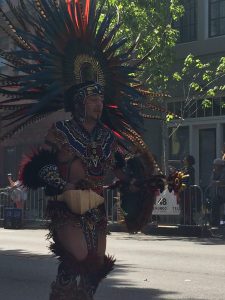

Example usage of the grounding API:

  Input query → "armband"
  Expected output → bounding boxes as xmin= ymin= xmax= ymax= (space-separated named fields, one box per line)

xmin=19 ymin=149 xmax=66 ymax=193
xmin=39 ymin=164 xmax=66 ymax=194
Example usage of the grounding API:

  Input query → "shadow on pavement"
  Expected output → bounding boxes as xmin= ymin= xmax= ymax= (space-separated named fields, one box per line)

xmin=97 ymin=264 xmax=205 ymax=300
xmin=97 ymin=263 xmax=179 ymax=300
xmin=113 ymin=232 xmax=225 ymax=245
xmin=0 ymin=248 xmax=52 ymax=258
xmin=0 ymin=248 xmax=206 ymax=300
xmin=1 ymin=249 xmax=178 ymax=300
xmin=0 ymin=248 xmax=56 ymax=300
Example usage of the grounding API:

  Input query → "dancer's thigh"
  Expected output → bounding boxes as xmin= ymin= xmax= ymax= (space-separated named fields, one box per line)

xmin=57 ymin=222 xmax=88 ymax=261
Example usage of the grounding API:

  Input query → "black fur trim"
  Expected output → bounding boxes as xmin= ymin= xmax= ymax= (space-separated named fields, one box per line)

xmin=95 ymin=255 xmax=115 ymax=282
xmin=53 ymin=251 xmax=115 ymax=295
xmin=49 ymin=235 xmax=115 ymax=279
xmin=19 ymin=149 xmax=57 ymax=189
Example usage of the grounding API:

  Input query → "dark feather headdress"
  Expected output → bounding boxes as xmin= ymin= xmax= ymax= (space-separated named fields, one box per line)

xmin=0 ymin=0 xmax=177 ymax=150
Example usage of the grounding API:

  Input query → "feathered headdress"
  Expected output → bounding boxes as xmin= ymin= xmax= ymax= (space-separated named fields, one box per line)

xmin=0 ymin=0 xmax=174 ymax=150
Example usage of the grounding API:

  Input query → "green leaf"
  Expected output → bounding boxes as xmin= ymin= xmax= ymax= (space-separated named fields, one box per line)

xmin=166 ymin=113 xmax=174 ymax=122
xmin=206 ymin=89 xmax=216 ymax=97
xmin=173 ymin=72 xmax=182 ymax=81
xmin=190 ymin=82 xmax=201 ymax=91
xmin=202 ymin=99 xmax=212 ymax=108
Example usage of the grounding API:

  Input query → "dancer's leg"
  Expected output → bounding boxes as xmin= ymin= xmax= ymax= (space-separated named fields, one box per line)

xmin=49 ymin=223 xmax=92 ymax=300
xmin=57 ymin=222 xmax=88 ymax=261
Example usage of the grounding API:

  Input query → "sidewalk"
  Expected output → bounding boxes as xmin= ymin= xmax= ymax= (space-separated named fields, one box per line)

xmin=107 ymin=222 xmax=225 ymax=239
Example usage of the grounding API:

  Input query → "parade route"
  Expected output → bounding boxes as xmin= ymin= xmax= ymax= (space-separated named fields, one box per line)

xmin=0 ymin=229 xmax=225 ymax=300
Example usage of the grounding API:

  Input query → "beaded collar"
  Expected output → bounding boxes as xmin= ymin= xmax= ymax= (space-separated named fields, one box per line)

xmin=55 ymin=120 xmax=116 ymax=177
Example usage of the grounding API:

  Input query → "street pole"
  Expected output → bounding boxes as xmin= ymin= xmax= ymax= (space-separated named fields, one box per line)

xmin=161 ymin=96 xmax=168 ymax=176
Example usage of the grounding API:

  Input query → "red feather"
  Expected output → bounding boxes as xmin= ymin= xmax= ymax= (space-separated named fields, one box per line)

xmin=84 ymin=0 xmax=90 ymax=30
xmin=112 ymin=130 xmax=124 ymax=139
xmin=107 ymin=105 xmax=118 ymax=109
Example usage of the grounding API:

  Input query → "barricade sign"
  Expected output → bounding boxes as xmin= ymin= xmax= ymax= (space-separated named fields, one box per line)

xmin=153 ymin=188 xmax=180 ymax=215
xmin=3 ymin=208 xmax=23 ymax=229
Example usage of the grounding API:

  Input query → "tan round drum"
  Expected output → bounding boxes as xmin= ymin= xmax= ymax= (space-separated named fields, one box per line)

xmin=57 ymin=190 xmax=104 ymax=214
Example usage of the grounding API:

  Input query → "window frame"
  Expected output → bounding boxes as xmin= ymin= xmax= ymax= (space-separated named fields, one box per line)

xmin=174 ymin=0 xmax=197 ymax=43
xmin=209 ymin=0 xmax=225 ymax=37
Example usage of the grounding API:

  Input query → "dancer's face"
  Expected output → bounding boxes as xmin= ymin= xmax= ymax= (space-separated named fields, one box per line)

xmin=85 ymin=94 xmax=104 ymax=121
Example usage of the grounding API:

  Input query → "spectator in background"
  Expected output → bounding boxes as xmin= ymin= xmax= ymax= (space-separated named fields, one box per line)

xmin=182 ymin=155 xmax=195 ymax=186
xmin=209 ymin=159 xmax=225 ymax=227
xmin=7 ymin=174 xmax=27 ymax=210
xmin=179 ymin=155 xmax=196 ymax=225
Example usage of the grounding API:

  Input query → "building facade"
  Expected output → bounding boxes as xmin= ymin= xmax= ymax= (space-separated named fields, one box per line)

xmin=167 ymin=0 xmax=225 ymax=188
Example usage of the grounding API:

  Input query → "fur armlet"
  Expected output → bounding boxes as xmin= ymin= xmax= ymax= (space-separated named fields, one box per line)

xmin=19 ymin=149 xmax=64 ymax=190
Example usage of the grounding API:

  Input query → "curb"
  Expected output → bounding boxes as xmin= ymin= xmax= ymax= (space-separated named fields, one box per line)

xmin=1 ymin=219 xmax=225 ymax=239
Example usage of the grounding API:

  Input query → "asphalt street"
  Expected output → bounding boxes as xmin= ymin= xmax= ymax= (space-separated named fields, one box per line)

xmin=0 ymin=229 xmax=225 ymax=300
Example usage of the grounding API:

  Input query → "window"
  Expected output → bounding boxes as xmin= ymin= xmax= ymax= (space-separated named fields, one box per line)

xmin=173 ymin=0 xmax=197 ymax=43
xmin=168 ymin=126 xmax=190 ymax=162
xmin=209 ymin=0 xmax=225 ymax=37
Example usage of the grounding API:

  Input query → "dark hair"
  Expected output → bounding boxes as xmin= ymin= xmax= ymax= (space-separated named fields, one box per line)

xmin=184 ymin=155 xmax=195 ymax=166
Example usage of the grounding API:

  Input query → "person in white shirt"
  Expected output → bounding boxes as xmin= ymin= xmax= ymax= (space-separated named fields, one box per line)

xmin=8 ymin=175 xmax=27 ymax=210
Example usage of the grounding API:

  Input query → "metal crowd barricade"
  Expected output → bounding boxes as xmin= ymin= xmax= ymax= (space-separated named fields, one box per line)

xmin=151 ymin=185 xmax=204 ymax=227
xmin=178 ymin=185 xmax=204 ymax=226
xmin=0 ymin=185 xmax=207 ymax=229
xmin=25 ymin=188 xmax=47 ymax=220
xmin=0 ymin=187 xmax=46 ymax=222
xmin=0 ymin=188 xmax=12 ymax=220
xmin=104 ymin=187 xmax=122 ymax=223
xmin=104 ymin=185 xmax=205 ymax=227
xmin=203 ymin=184 xmax=225 ymax=227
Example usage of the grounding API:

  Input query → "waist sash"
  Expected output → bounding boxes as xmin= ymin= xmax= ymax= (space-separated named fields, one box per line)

xmin=56 ymin=190 xmax=104 ymax=215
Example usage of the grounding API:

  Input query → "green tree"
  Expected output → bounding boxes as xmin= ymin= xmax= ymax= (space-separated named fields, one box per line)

xmin=168 ymin=54 xmax=225 ymax=120
xmin=98 ymin=0 xmax=185 ymax=172
xmin=100 ymin=1 xmax=225 ymax=111
xmin=100 ymin=0 xmax=184 ymax=91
